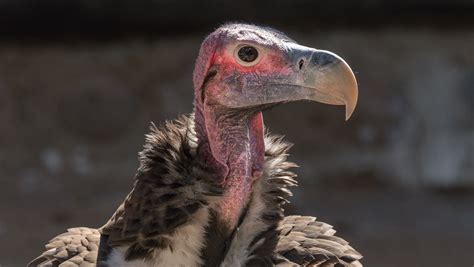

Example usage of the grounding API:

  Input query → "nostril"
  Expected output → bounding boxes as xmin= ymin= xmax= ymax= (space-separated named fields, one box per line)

xmin=298 ymin=59 xmax=305 ymax=70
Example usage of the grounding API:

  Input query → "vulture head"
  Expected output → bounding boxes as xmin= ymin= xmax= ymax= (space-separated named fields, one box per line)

xmin=193 ymin=24 xmax=357 ymax=119
xmin=192 ymin=24 xmax=358 ymax=228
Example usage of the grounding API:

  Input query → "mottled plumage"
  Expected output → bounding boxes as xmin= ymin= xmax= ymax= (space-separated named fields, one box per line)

xmin=29 ymin=115 xmax=361 ymax=266
xmin=28 ymin=227 xmax=99 ymax=267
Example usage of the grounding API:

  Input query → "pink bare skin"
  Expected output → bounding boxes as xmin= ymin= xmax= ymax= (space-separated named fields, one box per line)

xmin=193 ymin=24 xmax=358 ymax=229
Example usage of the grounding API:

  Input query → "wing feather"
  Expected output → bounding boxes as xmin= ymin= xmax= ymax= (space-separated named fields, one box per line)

xmin=28 ymin=227 xmax=100 ymax=267
xmin=274 ymin=216 xmax=362 ymax=266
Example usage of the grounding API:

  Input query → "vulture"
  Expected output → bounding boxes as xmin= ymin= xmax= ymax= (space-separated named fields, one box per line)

xmin=29 ymin=23 xmax=361 ymax=267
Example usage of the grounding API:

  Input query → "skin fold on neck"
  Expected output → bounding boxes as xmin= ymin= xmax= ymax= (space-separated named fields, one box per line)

xmin=194 ymin=103 xmax=265 ymax=229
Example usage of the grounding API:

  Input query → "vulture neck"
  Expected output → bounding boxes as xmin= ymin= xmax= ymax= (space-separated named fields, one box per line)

xmin=194 ymin=104 xmax=265 ymax=229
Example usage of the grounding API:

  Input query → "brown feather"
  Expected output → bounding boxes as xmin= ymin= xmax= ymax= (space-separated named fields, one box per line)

xmin=29 ymin=114 xmax=362 ymax=266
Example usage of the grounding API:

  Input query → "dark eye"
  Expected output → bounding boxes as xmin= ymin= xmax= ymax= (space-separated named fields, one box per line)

xmin=237 ymin=46 xmax=259 ymax=63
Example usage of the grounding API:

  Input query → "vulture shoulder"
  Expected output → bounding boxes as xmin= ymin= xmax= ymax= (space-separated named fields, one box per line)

xmin=27 ymin=227 xmax=101 ymax=267
xmin=28 ymin=115 xmax=363 ymax=266
xmin=273 ymin=215 xmax=362 ymax=266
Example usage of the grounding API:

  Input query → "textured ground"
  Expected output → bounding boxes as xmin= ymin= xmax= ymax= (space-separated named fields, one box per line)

xmin=0 ymin=29 xmax=473 ymax=266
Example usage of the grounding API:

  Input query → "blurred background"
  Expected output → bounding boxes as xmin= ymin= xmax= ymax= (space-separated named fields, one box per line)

xmin=0 ymin=0 xmax=473 ymax=266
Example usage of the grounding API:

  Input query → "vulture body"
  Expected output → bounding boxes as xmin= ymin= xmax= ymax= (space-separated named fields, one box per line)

xmin=30 ymin=24 xmax=362 ymax=266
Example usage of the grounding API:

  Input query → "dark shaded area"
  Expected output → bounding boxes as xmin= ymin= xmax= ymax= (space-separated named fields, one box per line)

xmin=0 ymin=1 xmax=473 ymax=267
xmin=2 ymin=0 xmax=474 ymax=41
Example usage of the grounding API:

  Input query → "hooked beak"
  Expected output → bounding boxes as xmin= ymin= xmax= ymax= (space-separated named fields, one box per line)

xmin=226 ymin=43 xmax=358 ymax=120
xmin=271 ymin=44 xmax=358 ymax=120
xmin=296 ymin=47 xmax=358 ymax=120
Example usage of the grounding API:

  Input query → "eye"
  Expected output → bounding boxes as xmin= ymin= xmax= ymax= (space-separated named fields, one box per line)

xmin=238 ymin=46 xmax=258 ymax=62
xmin=235 ymin=45 xmax=261 ymax=66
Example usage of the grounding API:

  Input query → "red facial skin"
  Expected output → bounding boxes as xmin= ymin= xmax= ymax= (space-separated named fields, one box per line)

xmin=194 ymin=35 xmax=294 ymax=228
xmin=213 ymin=49 xmax=291 ymax=75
